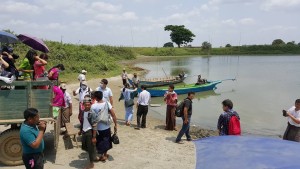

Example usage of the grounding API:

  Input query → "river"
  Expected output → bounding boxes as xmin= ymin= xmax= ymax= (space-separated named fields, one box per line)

xmin=135 ymin=55 xmax=300 ymax=137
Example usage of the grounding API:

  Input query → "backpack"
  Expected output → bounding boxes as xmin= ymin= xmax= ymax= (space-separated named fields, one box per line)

xmin=175 ymin=99 xmax=188 ymax=117
xmin=228 ymin=112 xmax=241 ymax=135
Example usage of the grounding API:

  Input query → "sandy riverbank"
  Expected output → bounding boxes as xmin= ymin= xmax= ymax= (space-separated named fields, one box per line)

xmin=1 ymin=75 xmax=197 ymax=169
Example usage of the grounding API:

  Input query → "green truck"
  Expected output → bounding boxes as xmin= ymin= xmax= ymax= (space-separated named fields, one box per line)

xmin=0 ymin=80 xmax=60 ymax=166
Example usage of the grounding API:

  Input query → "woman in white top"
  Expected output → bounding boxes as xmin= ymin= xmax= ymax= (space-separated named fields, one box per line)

xmin=120 ymin=83 xmax=137 ymax=126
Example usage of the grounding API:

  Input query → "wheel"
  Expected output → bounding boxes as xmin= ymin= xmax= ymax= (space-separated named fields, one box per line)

xmin=0 ymin=129 xmax=23 ymax=166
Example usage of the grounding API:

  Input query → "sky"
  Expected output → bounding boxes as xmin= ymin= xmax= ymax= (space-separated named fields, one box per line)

xmin=1 ymin=0 xmax=300 ymax=47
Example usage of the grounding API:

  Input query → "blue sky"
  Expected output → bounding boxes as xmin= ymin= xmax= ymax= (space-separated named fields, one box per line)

xmin=1 ymin=0 xmax=299 ymax=47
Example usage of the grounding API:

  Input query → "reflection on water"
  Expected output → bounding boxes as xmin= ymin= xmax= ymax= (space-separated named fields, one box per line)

xmin=136 ymin=55 xmax=300 ymax=137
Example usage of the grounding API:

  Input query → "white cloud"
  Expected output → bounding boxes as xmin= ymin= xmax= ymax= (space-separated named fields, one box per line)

xmin=222 ymin=19 xmax=236 ymax=26
xmin=261 ymin=0 xmax=300 ymax=11
xmin=90 ymin=2 xmax=122 ymax=13
xmin=1 ymin=1 xmax=40 ymax=14
xmin=260 ymin=25 xmax=297 ymax=32
xmin=95 ymin=12 xmax=138 ymax=22
xmin=239 ymin=18 xmax=256 ymax=25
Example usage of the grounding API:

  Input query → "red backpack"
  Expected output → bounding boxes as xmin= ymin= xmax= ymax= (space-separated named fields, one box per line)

xmin=228 ymin=113 xmax=241 ymax=135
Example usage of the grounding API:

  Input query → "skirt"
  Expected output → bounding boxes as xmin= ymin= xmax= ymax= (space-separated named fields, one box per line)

xmin=96 ymin=128 xmax=112 ymax=154
xmin=165 ymin=105 xmax=176 ymax=130
xmin=61 ymin=107 xmax=71 ymax=128
xmin=283 ymin=122 xmax=300 ymax=142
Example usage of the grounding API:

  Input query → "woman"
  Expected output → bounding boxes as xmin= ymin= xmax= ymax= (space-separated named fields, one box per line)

xmin=120 ymin=83 xmax=137 ymax=126
xmin=0 ymin=54 xmax=12 ymax=83
xmin=48 ymin=64 xmax=65 ymax=85
xmin=34 ymin=53 xmax=48 ymax=80
xmin=18 ymin=49 xmax=37 ymax=80
xmin=164 ymin=84 xmax=178 ymax=131
xmin=52 ymin=85 xmax=65 ymax=119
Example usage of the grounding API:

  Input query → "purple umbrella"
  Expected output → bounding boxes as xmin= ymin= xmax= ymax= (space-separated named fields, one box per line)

xmin=17 ymin=34 xmax=49 ymax=53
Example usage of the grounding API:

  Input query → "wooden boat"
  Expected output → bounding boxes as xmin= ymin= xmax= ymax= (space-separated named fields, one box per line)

xmin=146 ymin=81 xmax=222 ymax=97
xmin=128 ymin=76 xmax=186 ymax=88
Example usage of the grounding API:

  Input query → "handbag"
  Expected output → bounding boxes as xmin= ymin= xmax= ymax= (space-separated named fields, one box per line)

xmin=125 ymin=99 xmax=134 ymax=107
xmin=98 ymin=102 xmax=112 ymax=125
xmin=111 ymin=132 xmax=120 ymax=144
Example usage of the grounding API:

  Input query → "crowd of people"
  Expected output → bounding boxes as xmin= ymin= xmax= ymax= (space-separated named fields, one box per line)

xmin=6 ymin=60 xmax=298 ymax=169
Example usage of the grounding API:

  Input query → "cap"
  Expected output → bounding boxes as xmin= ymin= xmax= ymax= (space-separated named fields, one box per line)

xmin=123 ymin=68 xmax=126 ymax=71
xmin=81 ymin=81 xmax=87 ymax=85
xmin=60 ymin=83 xmax=67 ymax=90
xmin=82 ymin=70 xmax=87 ymax=73
xmin=133 ymin=73 xmax=137 ymax=75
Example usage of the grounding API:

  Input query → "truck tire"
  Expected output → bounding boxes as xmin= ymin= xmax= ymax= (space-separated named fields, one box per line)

xmin=0 ymin=129 xmax=23 ymax=166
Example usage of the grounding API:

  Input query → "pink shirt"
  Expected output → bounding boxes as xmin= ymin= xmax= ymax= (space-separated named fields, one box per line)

xmin=52 ymin=86 xmax=65 ymax=107
xmin=164 ymin=91 xmax=178 ymax=106
xmin=49 ymin=68 xmax=59 ymax=80
xmin=34 ymin=60 xmax=45 ymax=79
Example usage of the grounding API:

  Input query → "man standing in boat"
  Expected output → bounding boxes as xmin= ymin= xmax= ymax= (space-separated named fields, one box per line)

xmin=164 ymin=84 xmax=178 ymax=131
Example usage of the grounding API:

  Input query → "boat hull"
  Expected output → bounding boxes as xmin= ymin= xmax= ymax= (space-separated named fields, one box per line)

xmin=128 ymin=77 xmax=185 ymax=88
xmin=147 ymin=81 xmax=221 ymax=97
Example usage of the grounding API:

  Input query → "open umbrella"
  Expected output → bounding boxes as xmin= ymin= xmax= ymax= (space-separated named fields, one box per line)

xmin=0 ymin=31 xmax=18 ymax=44
xmin=17 ymin=34 xmax=49 ymax=53
xmin=194 ymin=136 xmax=300 ymax=169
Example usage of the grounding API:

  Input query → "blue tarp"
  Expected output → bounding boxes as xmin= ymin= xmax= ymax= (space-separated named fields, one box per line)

xmin=194 ymin=136 xmax=300 ymax=169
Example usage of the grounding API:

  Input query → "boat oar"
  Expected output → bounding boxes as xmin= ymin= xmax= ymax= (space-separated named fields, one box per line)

xmin=220 ymin=78 xmax=236 ymax=82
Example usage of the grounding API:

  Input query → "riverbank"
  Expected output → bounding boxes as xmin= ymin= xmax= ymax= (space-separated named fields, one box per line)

xmin=1 ymin=75 xmax=218 ymax=169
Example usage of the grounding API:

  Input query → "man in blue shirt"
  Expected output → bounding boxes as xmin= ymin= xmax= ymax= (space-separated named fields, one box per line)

xmin=20 ymin=108 xmax=46 ymax=169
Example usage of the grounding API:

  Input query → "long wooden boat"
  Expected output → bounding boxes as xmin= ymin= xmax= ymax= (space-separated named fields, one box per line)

xmin=146 ymin=81 xmax=222 ymax=97
xmin=128 ymin=76 xmax=186 ymax=88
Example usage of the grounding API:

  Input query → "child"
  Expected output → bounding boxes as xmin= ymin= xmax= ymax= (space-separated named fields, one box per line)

xmin=217 ymin=99 xmax=240 ymax=136
xmin=81 ymin=97 xmax=98 ymax=169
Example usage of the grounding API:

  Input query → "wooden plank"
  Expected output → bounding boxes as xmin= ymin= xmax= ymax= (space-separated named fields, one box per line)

xmin=0 ymin=118 xmax=55 ymax=125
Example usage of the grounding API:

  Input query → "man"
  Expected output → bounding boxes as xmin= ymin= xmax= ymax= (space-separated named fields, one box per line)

xmin=136 ymin=85 xmax=151 ymax=129
xmin=97 ymin=79 xmax=114 ymax=107
xmin=20 ymin=108 xmax=46 ymax=169
xmin=60 ymin=83 xmax=73 ymax=130
xmin=78 ymin=70 xmax=87 ymax=84
xmin=175 ymin=92 xmax=195 ymax=144
xmin=91 ymin=91 xmax=117 ymax=162
xmin=217 ymin=99 xmax=240 ymax=136
xmin=121 ymin=68 xmax=128 ymax=86
xmin=81 ymin=97 xmax=98 ymax=169
xmin=283 ymin=99 xmax=300 ymax=142
xmin=132 ymin=73 xmax=139 ymax=88
xmin=73 ymin=80 xmax=92 ymax=128
xmin=164 ymin=84 xmax=178 ymax=131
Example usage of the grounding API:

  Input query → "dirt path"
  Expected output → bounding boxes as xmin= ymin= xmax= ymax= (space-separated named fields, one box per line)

xmin=1 ymin=75 xmax=195 ymax=169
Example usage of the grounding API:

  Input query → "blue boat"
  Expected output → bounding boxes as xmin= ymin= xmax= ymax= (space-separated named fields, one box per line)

xmin=146 ymin=81 xmax=222 ymax=97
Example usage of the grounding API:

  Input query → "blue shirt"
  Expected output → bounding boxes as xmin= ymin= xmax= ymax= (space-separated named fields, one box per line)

xmin=20 ymin=123 xmax=44 ymax=154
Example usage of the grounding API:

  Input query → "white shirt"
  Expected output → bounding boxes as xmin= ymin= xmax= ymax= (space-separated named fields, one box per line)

xmin=75 ymin=87 xmax=92 ymax=102
xmin=288 ymin=106 xmax=300 ymax=127
xmin=91 ymin=102 xmax=113 ymax=131
xmin=97 ymin=87 xmax=113 ymax=103
xmin=64 ymin=92 xmax=72 ymax=108
xmin=137 ymin=90 xmax=151 ymax=106
xmin=77 ymin=73 xmax=86 ymax=82
xmin=121 ymin=72 xmax=128 ymax=79
xmin=132 ymin=77 xmax=139 ymax=84
xmin=82 ymin=111 xmax=92 ymax=132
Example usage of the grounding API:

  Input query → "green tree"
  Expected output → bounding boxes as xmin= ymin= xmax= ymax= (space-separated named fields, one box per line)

xmin=164 ymin=25 xmax=195 ymax=48
xmin=202 ymin=41 xmax=212 ymax=50
xmin=225 ymin=44 xmax=232 ymax=47
xmin=272 ymin=39 xmax=285 ymax=46
xmin=287 ymin=41 xmax=296 ymax=45
xmin=163 ymin=42 xmax=174 ymax=47
xmin=298 ymin=42 xmax=300 ymax=46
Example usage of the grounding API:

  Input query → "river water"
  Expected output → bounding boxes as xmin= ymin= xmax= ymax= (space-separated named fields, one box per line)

xmin=135 ymin=55 xmax=300 ymax=137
